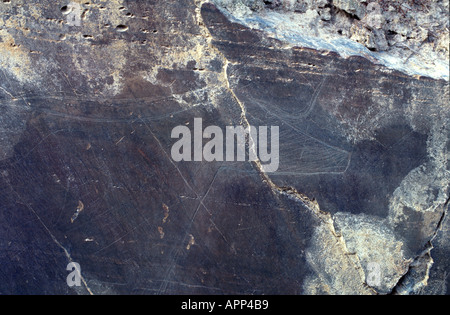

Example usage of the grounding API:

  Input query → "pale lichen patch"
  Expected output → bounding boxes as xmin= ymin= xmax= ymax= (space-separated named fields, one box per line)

xmin=333 ymin=212 xmax=413 ymax=294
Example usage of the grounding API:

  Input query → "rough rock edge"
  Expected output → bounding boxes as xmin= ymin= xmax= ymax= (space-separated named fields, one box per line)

xmin=212 ymin=0 xmax=449 ymax=81
xmin=390 ymin=196 xmax=449 ymax=295
xmin=196 ymin=1 xmax=375 ymax=293
xmin=200 ymin=1 xmax=450 ymax=295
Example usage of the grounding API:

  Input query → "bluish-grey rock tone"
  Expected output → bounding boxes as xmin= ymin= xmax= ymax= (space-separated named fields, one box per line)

xmin=0 ymin=0 xmax=448 ymax=295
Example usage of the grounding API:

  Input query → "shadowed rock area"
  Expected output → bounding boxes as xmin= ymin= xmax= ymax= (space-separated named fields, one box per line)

xmin=0 ymin=0 xmax=448 ymax=295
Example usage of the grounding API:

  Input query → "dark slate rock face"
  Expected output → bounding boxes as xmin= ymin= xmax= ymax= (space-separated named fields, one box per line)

xmin=0 ymin=1 xmax=448 ymax=295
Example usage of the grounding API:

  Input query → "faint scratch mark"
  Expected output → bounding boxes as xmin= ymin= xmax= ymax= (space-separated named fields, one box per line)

xmin=1 ymin=172 xmax=93 ymax=295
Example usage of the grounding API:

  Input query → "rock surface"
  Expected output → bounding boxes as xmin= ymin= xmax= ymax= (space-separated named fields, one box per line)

xmin=214 ymin=0 xmax=449 ymax=80
xmin=0 ymin=0 xmax=448 ymax=295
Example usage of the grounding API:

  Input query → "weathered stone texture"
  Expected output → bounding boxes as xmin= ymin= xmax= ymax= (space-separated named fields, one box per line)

xmin=0 ymin=0 xmax=448 ymax=295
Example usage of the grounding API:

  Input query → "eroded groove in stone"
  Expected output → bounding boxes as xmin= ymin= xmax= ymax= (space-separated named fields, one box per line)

xmin=0 ymin=0 xmax=448 ymax=295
